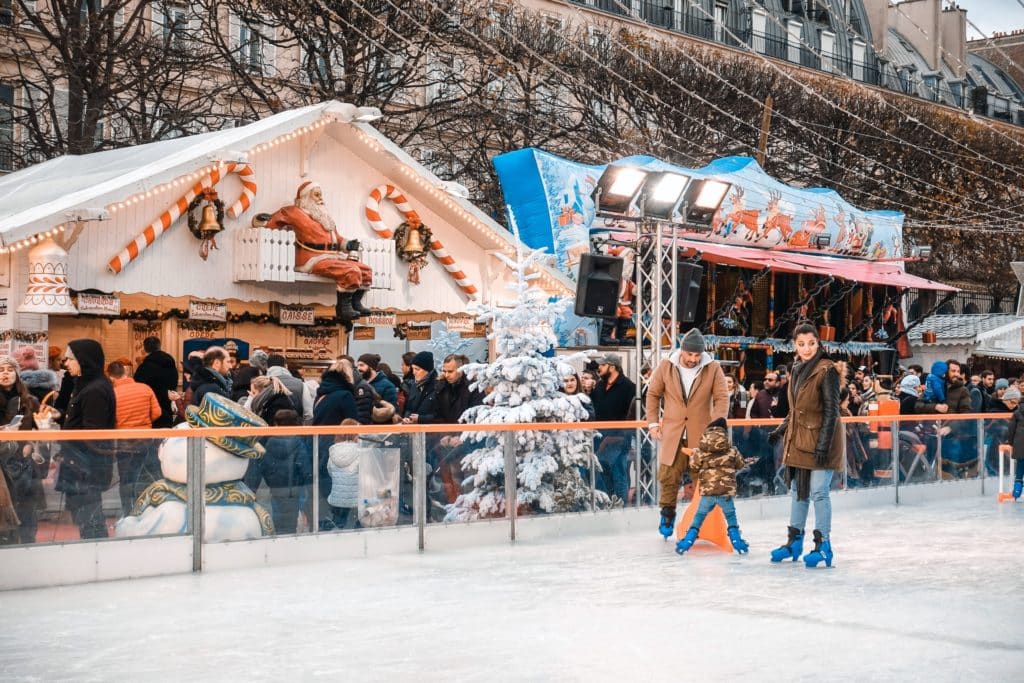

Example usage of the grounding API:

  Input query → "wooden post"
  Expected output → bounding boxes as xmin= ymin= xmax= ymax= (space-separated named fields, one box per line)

xmin=756 ymin=95 xmax=774 ymax=166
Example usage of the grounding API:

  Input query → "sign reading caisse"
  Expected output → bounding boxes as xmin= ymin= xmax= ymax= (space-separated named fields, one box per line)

xmin=279 ymin=306 xmax=315 ymax=326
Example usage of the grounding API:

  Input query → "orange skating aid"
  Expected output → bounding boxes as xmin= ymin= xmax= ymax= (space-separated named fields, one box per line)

xmin=675 ymin=486 xmax=732 ymax=552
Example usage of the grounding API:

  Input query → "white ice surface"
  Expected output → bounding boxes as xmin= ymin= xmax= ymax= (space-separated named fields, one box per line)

xmin=2 ymin=496 xmax=1022 ymax=682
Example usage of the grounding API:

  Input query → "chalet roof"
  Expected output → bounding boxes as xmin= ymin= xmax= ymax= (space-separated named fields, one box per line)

xmin=0 ymin=100 xmax=574 ymax=294
xmin=908 ymin=313 xmax=1024 ymax=344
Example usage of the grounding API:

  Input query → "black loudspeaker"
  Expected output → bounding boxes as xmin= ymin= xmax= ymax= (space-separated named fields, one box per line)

xmin=575 ymin=254 xmax=623 ymax=319
xmin=676 ymin=262 xmax=704 ymax=323
xmin=874 ymin=348 xmax=897 ymax=377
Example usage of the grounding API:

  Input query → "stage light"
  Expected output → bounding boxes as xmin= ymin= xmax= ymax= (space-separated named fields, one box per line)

xmin=592 ymin=165 xmax=649 ymax=218
xmin=641 ymin=172 xmax=691 ymax=221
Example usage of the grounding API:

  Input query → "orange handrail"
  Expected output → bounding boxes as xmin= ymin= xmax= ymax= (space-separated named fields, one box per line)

xmin=0 ymin=420 xmax=649 ymax=442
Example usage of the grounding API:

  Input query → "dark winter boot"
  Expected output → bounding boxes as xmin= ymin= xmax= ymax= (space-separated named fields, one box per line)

xmin=1014 ymin=480 xmax=1022 ymax=500
xmin=335 ymin=291 xmax=362 ymax=321
xmin=803 ymin=529 xmax=833 ymax=568
xmin=675 ymin=527 xmax=699 ymax=554
xmin=350 ymin=289 xmax=373 ymax=315
xmin=658 ymin=506 xmax=676 ymax=539
xmin=770 ymin=526 xmax=804 ymax=563
xmin=727 ymin=526 xmax=749 ymax=554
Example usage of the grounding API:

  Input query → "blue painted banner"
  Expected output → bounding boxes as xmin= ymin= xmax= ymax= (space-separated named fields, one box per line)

xmin=494 ymin=150 xmax=905 ymax=285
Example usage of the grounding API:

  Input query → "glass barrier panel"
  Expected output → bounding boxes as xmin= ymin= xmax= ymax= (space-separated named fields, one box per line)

xmin=315 ymin=427 xmax=409 ymax=533
xmin=935 ymin=417 xmax=980 ymax=483
xmin=244 ymin=432 xmax=315 ymax=537
xmin=4 ymin=435 xmax=191 ymax=546
xmin=427 ymin=428 xmax=480 ymax=524
xmin=731 ymin=423 xmax=780 ymax=498
xmin=982 ymin=416 xmax=1009 ymax=480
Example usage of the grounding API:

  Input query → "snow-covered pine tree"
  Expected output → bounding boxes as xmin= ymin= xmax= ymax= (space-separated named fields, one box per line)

xmin=444 ymin=212 xmax=604 ymax=522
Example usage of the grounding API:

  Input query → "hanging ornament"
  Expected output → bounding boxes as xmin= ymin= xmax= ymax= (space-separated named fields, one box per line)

xmin=187 ymin=189 xmax=226 ymax=261
xmin=18 ymin=239 xmax=78 ymax=315
xmin=393 ymin=219 xmax=432 ymax=285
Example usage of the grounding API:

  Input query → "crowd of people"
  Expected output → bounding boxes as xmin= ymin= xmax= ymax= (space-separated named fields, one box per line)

xmin=0 ymin=337 xmax=490 ymax=542
xmin=1 ymin=331 xmax=1022 ymax=547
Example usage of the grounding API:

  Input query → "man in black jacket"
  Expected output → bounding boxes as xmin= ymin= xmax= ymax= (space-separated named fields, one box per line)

xmin=434 ymin=354 xmax=484 ymax=502
xmin=591 ymin=353 xmax=637 ymax=504
xmin=133 ymin=336 xmax=178 ymax=428
xmin=401 ymin=351 xmax=439 ymax=425
xmin=56 ymin=339 xmax=116 ymax=539
xmin=436 ymin=354 xmax=483 ymax=424
xmin=189 ymin=346 xmax=232 ymax=406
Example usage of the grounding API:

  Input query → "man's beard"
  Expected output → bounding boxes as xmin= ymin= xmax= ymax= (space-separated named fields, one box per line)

xmin=361 ymin=369 xmax=372 ymax=381
xmin=297 ymin=196 xmax=337 ymax=233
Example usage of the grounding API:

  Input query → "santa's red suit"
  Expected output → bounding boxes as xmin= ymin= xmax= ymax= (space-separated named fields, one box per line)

xmin=266 ymin=184 xmax=372 ymax=293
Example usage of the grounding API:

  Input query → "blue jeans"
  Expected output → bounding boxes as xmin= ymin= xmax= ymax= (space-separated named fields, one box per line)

xmin=1016 ymin=459 xmax=1024 ymax=482
xmin=788 ymin=470 xmax=833 ymax=538
xmin=595 ymin=434 xmax=630 ymax=503
xmin=690 ymin=495 xmax=739 ymax=531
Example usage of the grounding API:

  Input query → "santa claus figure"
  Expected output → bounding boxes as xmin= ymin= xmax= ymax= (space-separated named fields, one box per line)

xmin=267 ymin=181 xmax=373 ymax=323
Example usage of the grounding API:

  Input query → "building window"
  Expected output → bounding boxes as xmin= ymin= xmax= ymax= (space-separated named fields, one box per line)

xmin=787 ymin=20 xmax=802 ymax=64
xmin=0 ymin=83 xmax=13 ymax=171
xmin=162 ymin=2 xmax=191 ymax=43
xmin=713 ymin=4 xmax=727 ymax=44
xmin=751 ymin=8 xmax=767 ymax=54
xmin=852 ymin=40 xmax=866 ymax=81
xmin=820 ymin=30 xmax=835 ymax=73
xmin=229 ymin=12 xmax=275 ymax=74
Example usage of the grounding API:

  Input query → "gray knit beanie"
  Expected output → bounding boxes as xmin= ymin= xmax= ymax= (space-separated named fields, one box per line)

xmin=680 ymin=328 xmax=706 ymax=353
xmin=249 ymin=349 xmax=269 ymax=371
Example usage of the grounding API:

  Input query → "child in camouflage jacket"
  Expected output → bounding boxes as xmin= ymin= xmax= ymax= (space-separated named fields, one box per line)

xmin=676 ymin=417 xmax=752 ymax=555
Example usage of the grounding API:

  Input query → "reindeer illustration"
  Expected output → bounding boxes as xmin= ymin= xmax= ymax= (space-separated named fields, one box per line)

xmin=722 ymin=187 xmax=759 ymax=240
xmin=759 ymin=190 xmax=793 ymax=242
xmin=834 ymin=207 xmax=848 ymax=246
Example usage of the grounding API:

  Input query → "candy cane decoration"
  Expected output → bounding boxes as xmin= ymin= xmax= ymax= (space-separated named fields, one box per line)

xmin=365 ymin=184 xmax=478 ymax=299
xmin=107 ymin=162 xmax=256 ymax=274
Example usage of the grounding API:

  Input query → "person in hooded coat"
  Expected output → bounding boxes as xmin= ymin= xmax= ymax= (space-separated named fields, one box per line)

xmin=56 ymin=339 xmax=117 ymax=539
xmin=133 ymin=336 xmax=179 ymax=428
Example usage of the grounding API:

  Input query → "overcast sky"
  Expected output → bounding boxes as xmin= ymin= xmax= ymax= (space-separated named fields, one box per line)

xmin=945 ymin=0 xmax=1024 ymax=39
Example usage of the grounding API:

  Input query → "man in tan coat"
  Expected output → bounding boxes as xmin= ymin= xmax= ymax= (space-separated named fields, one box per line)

xmin=646 ymin=328 xmax=729 ymax=538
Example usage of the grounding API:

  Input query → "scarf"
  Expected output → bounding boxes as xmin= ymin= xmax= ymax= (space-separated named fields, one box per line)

xmin=131 ymin=479 xmax=274 ymax=535
xmin=789 ymin=347 xmax=825 ymax=401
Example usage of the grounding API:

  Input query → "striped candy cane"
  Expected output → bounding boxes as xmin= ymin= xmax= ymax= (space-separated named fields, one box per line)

xmin=364 ymin=184 xmax=478 ymax=299
xmin=107 ymin=162 xmax=257 ymax=274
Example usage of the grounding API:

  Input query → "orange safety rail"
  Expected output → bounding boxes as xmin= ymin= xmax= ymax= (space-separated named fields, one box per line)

xmin=0 ymin=414 xmax=1010 ymax=443
xmin=0 ymin=420 xmax=649 ymax=442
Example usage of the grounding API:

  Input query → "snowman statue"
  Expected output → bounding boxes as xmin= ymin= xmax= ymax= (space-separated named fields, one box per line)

xmin=115 ymin=393 xmax=274 ymax=541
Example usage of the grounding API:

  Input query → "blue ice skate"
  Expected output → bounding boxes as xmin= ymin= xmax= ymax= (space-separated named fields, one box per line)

xmin=803 ymin=530 xmax=833 ymax=568
xmin=727 ymin=526 xmax=749 ymax=554
xmin=770 ymin=526 xmax=804 ymax=563
xmin=658 ymin=507 xmax=676 ymax=539
xmin=675 ymin=528 xmax=699 ymax=554
xmin=1014 ymin=480 xmax=1022 ymax=500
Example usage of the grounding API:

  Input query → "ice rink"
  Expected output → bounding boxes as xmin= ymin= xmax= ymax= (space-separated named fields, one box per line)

xmin=2 ymin=495 xmax=1022 ymax=682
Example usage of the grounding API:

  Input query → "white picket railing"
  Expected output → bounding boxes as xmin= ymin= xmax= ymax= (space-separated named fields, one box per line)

xmin=233 ymin=228 xmax=393 ymax=290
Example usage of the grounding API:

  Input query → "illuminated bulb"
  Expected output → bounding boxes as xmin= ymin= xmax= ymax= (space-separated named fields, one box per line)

xmin=58 ymin=225 xmax=66 ymax=233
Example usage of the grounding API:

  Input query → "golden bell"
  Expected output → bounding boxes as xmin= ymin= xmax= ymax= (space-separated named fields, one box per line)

xmin=402 ymin=226 xmax=424 ymax=253
xmin=198 ymin=204 xmax=221 ymax=234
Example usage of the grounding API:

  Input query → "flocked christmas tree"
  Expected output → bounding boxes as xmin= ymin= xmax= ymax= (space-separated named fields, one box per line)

xmin=444 ymin=213 xmax=606 ymax=522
